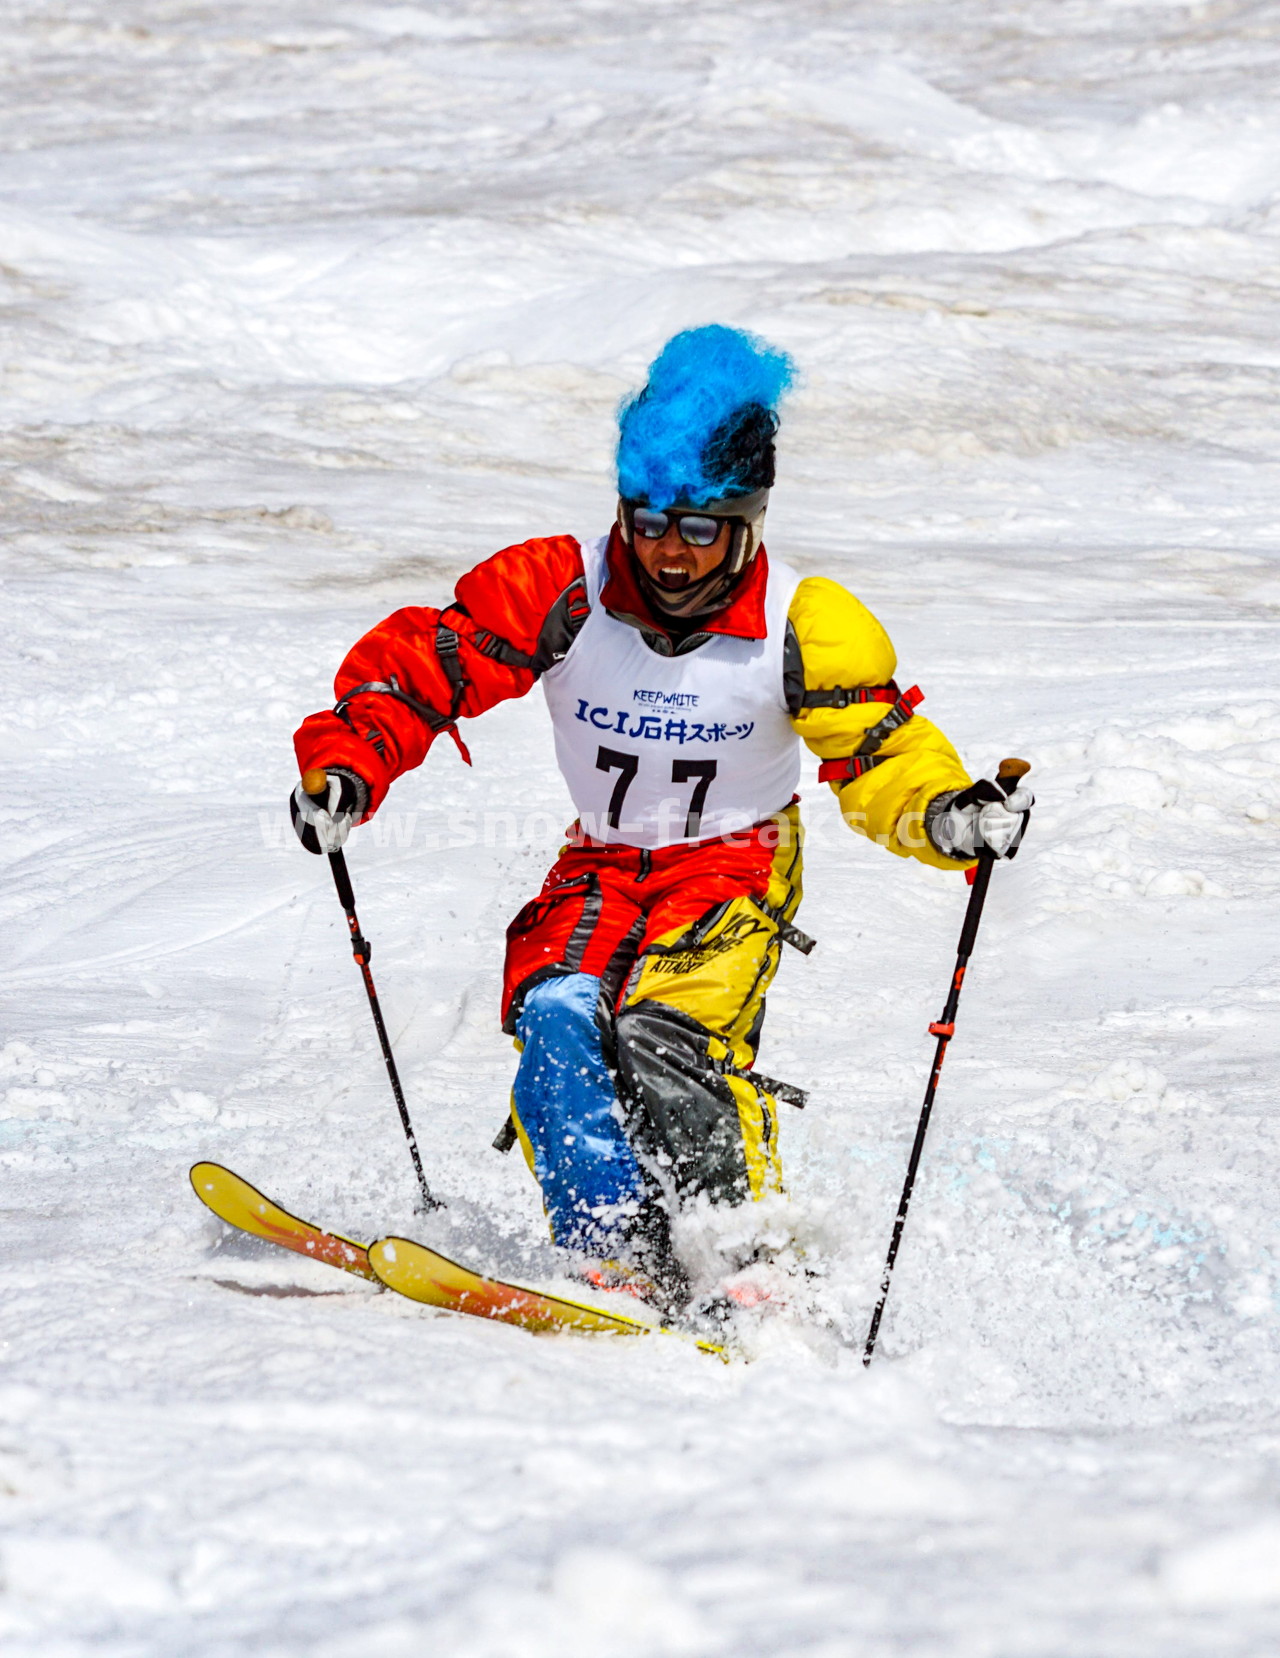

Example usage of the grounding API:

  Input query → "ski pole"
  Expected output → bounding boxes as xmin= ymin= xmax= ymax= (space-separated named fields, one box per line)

xmin=302 ymin=768 xmax=441 ymax=1213
xmin=862 ymin=757 xmax=1030 ymax=1366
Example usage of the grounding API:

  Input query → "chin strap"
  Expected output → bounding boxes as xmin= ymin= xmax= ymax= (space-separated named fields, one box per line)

xmin=635 ymin=557 xmax=739 ymax=621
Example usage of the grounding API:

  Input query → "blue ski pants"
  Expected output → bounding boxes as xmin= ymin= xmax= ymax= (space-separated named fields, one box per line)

xmin=511 ymin=973 xmax=648 ymax=1253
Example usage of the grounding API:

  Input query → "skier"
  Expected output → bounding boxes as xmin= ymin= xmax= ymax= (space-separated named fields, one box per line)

xmin=289 ymin=325 xmax=1032 ymax=1312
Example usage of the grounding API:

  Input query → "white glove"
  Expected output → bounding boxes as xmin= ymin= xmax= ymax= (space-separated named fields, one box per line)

xmin=290 ymin=768 xmax=369 ymax=855
xmin=928 ymin=780 xmax=1034 ymax=860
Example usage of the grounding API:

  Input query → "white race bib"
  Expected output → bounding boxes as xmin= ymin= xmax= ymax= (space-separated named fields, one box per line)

xmin=541 ymin=537 xmax=801 ymax=847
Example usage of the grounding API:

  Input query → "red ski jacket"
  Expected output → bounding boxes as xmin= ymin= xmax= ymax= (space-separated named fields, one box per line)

xmin=294 ymin=529 xmax=973 ymax=870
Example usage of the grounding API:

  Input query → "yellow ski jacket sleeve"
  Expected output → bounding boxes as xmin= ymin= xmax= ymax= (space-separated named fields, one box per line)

xmin=787 ymin=576 xmax=974 ymax=871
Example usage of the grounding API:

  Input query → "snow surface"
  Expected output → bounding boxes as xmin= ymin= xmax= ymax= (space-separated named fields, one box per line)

xmin=5 ymin=0 xmax=1280 ymax=1652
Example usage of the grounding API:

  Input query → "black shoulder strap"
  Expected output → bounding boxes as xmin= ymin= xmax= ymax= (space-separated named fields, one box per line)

xmin=441 ymin=604 xmax=537 ymax=673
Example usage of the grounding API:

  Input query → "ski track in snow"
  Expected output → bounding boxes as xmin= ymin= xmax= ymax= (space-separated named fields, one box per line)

xmin=4 ymin=1 xmax=1280 ymax=1651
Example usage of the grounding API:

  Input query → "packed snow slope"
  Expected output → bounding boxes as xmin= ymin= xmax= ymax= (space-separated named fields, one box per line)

xmin=5 ymin=1 xmax=1280 ymax=1652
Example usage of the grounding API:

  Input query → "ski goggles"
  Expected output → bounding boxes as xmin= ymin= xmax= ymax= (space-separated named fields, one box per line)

xmin=629 ymin=506 xmax=725 ymax=547
xmin=621 ymin=487 xmax=768 ymax=549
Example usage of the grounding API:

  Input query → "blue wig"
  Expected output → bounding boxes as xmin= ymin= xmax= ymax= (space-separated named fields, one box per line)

xmin=616 ymin=325 xmax=796 ymax=509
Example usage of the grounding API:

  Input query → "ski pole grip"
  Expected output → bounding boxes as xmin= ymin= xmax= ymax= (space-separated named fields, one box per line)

xmin=301 ymin=767 xmax=357 ymax=906
xmin=995 ymin=757 xmax=1030 ymax=797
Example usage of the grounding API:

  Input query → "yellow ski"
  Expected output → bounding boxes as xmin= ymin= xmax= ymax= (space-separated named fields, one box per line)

xmin=189 ymin=1162 xmax=377 ymax=1280
xmin=367 ymin=1235 xmax=656 ymax=1336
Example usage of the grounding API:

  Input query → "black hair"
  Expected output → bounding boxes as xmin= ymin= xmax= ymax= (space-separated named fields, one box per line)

xmin=700 ymin=402 xmax=779 ymax=497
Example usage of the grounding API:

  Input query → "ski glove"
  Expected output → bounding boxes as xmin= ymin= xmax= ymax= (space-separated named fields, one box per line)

xmin=290 ymin=767 xmax=369 ymax=855
xmin=926 ymin=776 xmax=1034 ymax=861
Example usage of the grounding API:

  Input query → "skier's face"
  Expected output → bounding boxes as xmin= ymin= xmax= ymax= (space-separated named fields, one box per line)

xmin=630 ymin=517 xmax=732 ymax=594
